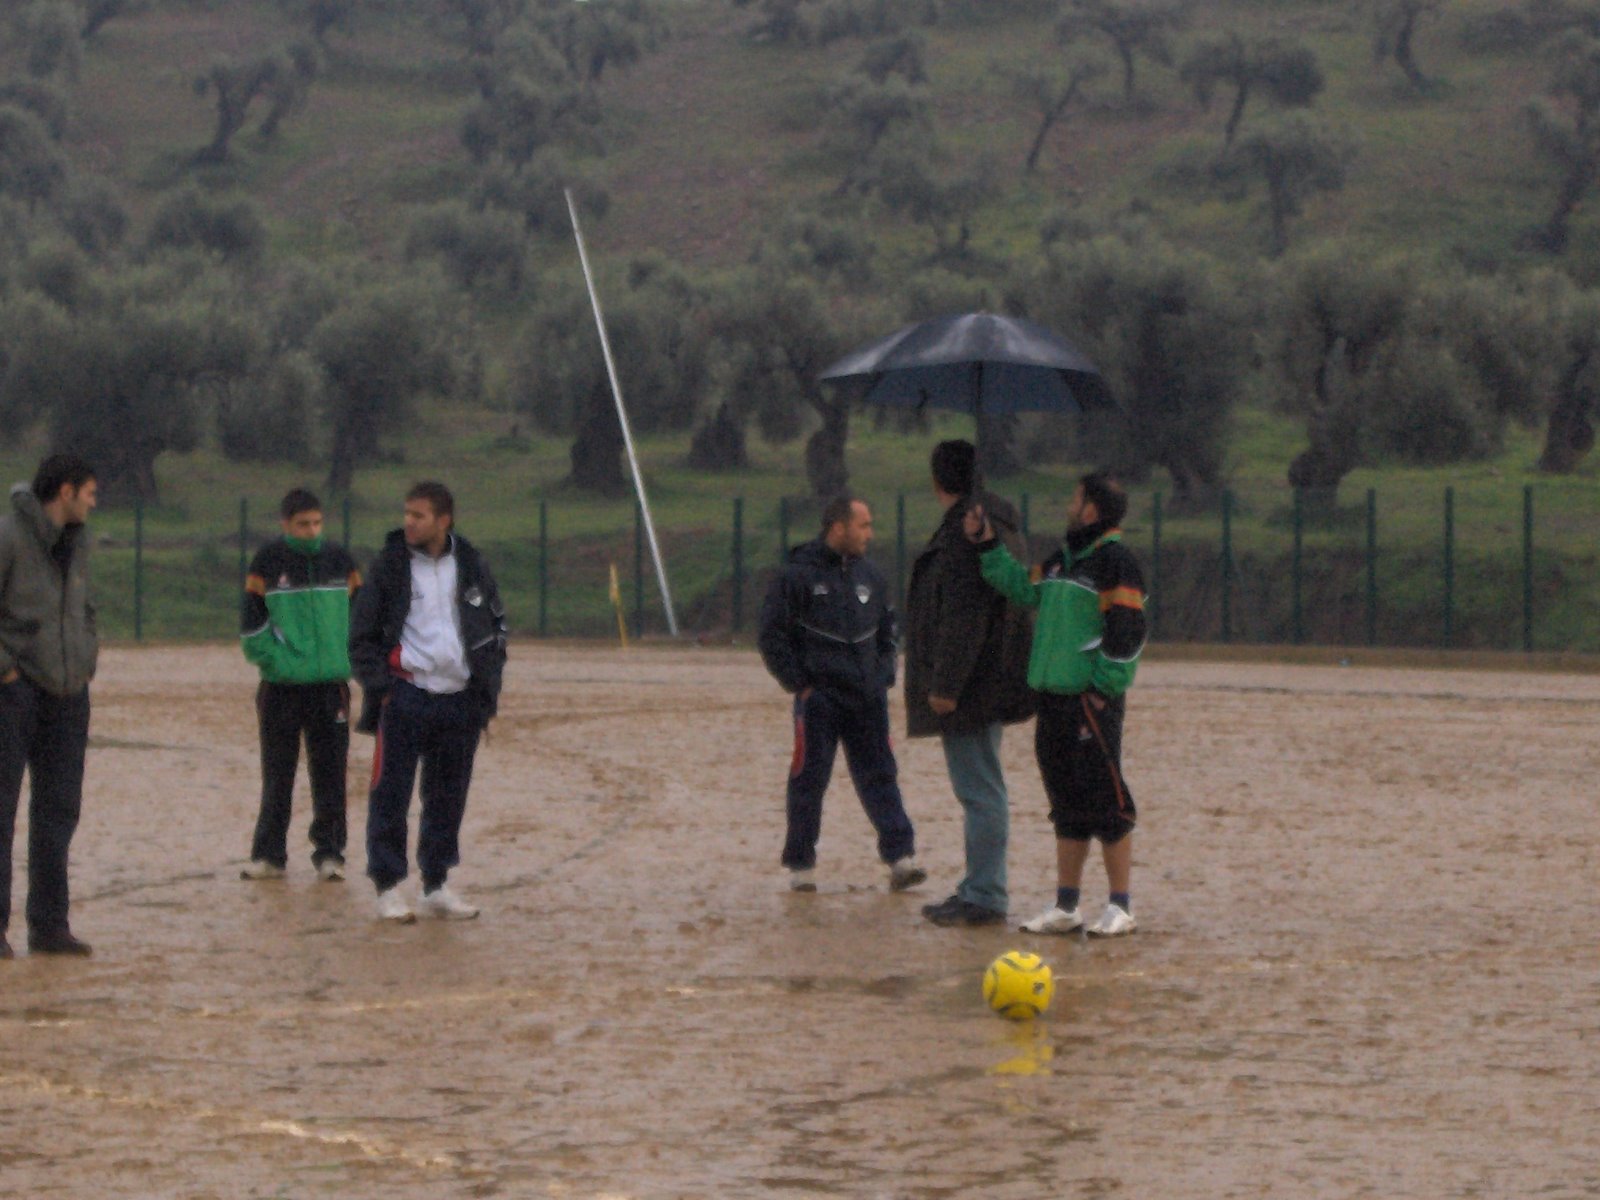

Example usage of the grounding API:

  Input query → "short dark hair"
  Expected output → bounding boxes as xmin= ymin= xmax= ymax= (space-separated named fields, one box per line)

xmin=32 ymin=454 xmax=96 ymax=502
xmin=406 ymin=480 xmax=454 ymax=521
xmin=1079 ymin=470 xmax=1128 ymax=527
xmin=280 ymin=488 xmax=322 ymax=521
xmin=820 ymin=494 xmax=863 ymax=534
xmin=930 ymin=439 xmax=979 ymax=497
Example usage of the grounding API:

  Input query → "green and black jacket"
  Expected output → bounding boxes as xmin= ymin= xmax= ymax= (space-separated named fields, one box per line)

xmin=977 ymin=522 xmax=1147 ymax=698
xmin=240 ymin=538 xmax=361 ymax=685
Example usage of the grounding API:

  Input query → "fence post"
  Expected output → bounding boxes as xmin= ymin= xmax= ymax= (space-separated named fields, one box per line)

xmin=1523 ymin=484 xmax=1534 ymax=653
xmin=732 ymin=496 xmax=745 ymax=633
xmin=134 ymin=498 xmax=145 ymax=643
xmin=895 ymin=493 xmax=906 ymax=610
xmin=1443 ymin=486 xmax=1455 ymax=649
xmin=1365 ymin=488 xmax=1377 ymax=647
xmin=778 ymin=496 xmax=789 ymax=565
xmin=238 ymin=498 xmax=248 ymax=588
xmin=538 ymin=500 xmax=548 ymax=638
xmin=634 ymin=499 xmax=645 ymax=639
xmin=1220 ymin=489 xmax=1234 ymax=643
xmin=1291 ymin=488 xmax=1304 ymax=645
xmin=1149 ymin=491 xmax=1162 ymax=640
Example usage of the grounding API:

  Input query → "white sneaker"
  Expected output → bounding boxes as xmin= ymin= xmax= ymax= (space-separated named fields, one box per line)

xmin=315 ymin=859 xmax=345 ymax=882
xmin=887 ymin=857 xmax=927 ymax=892
xmin=788 ymin=868 xmax=817 ymax=893
xmin=376 ymin=887 xmax=416 ymax=923
xmin=1087 ymin=902 xmax=1137 ymax=937
xmin=416 ymin=884 xmax=479 ymax=920
xmin=239 ymin=860 xmax=285 ymax=881
xmin=1020 ymin=905 xmax=1083 ymax=935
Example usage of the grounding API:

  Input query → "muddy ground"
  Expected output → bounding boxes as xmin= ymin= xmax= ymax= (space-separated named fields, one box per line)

xmin=2 ymin=644 xmax=1596 ymax=1199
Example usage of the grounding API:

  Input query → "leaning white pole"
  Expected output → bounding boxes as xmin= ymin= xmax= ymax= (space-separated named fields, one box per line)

xmin=566 ymin=188 xmax=680 ymax=637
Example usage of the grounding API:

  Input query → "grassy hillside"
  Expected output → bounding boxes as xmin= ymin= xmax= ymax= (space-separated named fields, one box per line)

xmin=52 ymin=0 xmax=1594 ymax=273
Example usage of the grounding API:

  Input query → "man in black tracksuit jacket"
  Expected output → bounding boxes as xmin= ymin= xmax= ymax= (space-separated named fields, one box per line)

xmin=757 ymin=496 xmax=924 ymax=894
xmin=349 ymin=482 xmax=507 ymax=923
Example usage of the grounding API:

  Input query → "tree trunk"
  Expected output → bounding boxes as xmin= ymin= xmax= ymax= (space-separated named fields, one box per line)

xmin=1223 ymin=81 xmax=1249 ymax=145
xmin=1533 ymin=155 xmax=1595 ymax=254
xmin=1266 ymin=173 xmax=1291 ymax=257
xmin=976 ymin=410 xmax=1022 ymax=478
xmin=804 ymin=403 xmax=849 ymax=499
xmin=567 ymin=387 xmax=628 ymax=495
xmin=1394 ymin=12 xmax=1427 ymax=89
xmin=1116 ymin=42 xmax=1136 ymax=101
xmin=1538 ymin=357 xmax=1596 ymax=472
xmin=686 ymin=403 xmax=748 ymax=470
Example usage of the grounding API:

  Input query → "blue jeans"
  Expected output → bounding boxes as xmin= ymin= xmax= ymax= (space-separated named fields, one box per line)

xmin=782 ymin=688 xmax=915 ymax=870
xmin=366 ymin=681 xmax=481 ymax=892
xmin=942 ymin=724 xmax=1008 ymax=913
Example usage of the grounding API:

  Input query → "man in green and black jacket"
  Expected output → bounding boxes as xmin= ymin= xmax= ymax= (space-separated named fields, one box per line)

xmin=239 ymin=489 xmax=361 ymax=882
xmin=966 ymin=470 xmax=1147 ymax=939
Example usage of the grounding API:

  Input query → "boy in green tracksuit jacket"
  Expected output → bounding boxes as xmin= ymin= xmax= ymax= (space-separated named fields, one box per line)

xmin=966 ymin=470 xmax=1147 ymax=938
xmin=239 ymin=489 xmax=361 ymax=881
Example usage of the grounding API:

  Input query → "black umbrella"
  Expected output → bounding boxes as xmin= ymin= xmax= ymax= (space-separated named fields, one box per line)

xmin=818 ymin=311 xmax=1116 ymax=415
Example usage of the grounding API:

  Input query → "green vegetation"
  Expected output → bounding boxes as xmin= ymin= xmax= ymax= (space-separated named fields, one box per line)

xmin=6 ymin=0 xmax=1600 ymax=650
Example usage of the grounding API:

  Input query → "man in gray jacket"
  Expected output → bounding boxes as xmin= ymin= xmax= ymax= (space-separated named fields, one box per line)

xmin=903 ymin=441 xmax=1034 ymax=927
xmin=0 ymin=454 xmax=100 ymax=958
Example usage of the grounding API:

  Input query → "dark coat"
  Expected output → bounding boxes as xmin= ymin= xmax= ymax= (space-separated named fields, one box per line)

xmin=757 ymin=538 xmax=896 ymax=702
xmin=0 ymin=485 xmax=97 ymax=697
xmin=349 ymin=530 xmax=507 ymax=733
xmin=903 ymin=491 xmax=1034 ymax=738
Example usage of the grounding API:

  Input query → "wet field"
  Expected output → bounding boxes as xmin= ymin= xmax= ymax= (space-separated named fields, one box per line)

xmin=2 ymin=644 xmax=1596 ymax=1198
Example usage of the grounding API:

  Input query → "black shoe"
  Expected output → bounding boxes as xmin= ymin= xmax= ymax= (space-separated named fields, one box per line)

xmin=0 ymin=935 xmax=12 ymax=960
xmin=28 ymin=929 xmax=92 ymax=957
xmin=922 ymin=894 xmax=964 ymax=920
xmin=924 ymin=896 xmax=1006 ymax=927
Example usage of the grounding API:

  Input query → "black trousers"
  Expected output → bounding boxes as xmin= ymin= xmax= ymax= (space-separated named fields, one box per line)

xmin=0 ymin=677 xmax=90 ymax=937
xmin=1035 ymin=691 xmax=1137 ymax=843
xmin=251 ymin=681 xmax=350 ymax=868
xmin=781 ymin=688 xmax=915 ymax=871
xmin=366 ymin=681 xmax=481 ymax=892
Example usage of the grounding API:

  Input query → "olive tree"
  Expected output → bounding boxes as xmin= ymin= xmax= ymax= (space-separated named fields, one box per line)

xmin=1010 ymin=230 xmax=1251 ymax=507
xmin=1179 ymin=34 xmax=1324 ymax=146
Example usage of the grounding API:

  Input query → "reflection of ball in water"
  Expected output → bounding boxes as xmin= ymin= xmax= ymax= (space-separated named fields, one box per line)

xmin=983 ymin=950 xmax=1054 ymax=1020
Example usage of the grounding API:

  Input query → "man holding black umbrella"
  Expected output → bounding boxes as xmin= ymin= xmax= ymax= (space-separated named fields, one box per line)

xmin=903 ymin=441 xmax=1034 ymax=927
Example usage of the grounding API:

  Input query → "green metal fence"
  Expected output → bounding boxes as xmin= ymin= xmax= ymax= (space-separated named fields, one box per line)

xmin=93 ymin=482 xmax=1600 ymax=654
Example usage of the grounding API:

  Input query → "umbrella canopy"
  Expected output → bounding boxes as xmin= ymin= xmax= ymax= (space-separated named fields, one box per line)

xmin=818 ymin=312 xmax=1116 ymax=415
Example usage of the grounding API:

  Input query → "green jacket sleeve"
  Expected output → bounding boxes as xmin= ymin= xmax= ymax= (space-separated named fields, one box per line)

xmin=978 ymin=544 xmax=1042 ymax=609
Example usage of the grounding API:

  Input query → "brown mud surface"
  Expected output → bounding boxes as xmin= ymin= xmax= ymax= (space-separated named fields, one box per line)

xmin=3 ymin=645 xmax=1596 ymax=1198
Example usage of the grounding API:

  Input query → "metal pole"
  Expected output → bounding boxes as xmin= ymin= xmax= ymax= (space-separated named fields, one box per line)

xmin=1291 ymin=488 xmax=1304 ymax=645
xmin=1150 ymin=491 xmax=1162 ymax=641
xmin=895 ymin=492 xmax=906 ymax=610
xmin=1365 ymin=488 xmax=1377 ymax=647
xmin=342 ymin=494 xmax=352 ymax=551
xmin=566 ymin=188 xmax=679 ymax=636
xmin=238 ymin=498 xmax=248 ymax=588
xmin=538 ymin=500 xmax=548 ymax=638
xmin=1443 ymin=486 xmax=1455 ymax=649
xmin=1221 ymin=489 xmax=1233 ymax=643
xmin=134 ymin=499 xmax=144 ymax=642
xmin=1523 ymin=484 xmax=1534 ymax=653
xmin=1020 ymin=492 xmax=1030 ymax=547
xmin=778 ymin=496 xmax=789 ymax=565
xmin=732 ymin=497 xmax=745 ymax=633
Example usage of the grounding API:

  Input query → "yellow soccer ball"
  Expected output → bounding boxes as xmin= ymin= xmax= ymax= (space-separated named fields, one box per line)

xmin=983 ymin=950 xmax=1054 ymax=1020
